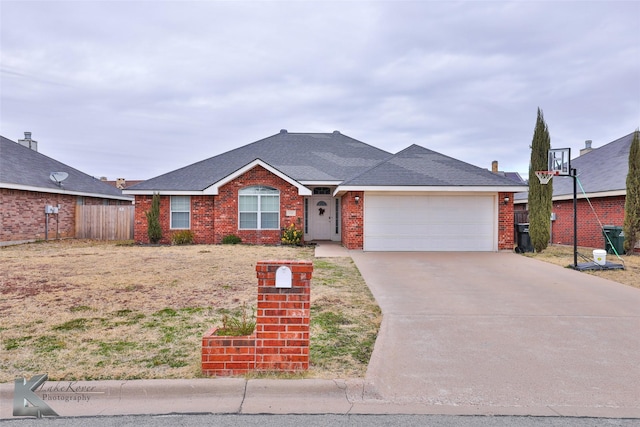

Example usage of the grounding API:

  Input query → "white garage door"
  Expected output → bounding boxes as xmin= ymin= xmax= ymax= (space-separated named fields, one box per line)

xmin=364 ymin=194 xmax=497 ymax=251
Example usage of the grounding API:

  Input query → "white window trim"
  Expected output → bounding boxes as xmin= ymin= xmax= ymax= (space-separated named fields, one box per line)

xmin=170 ymin=195 xmax=191 ymax=229
xmin=238 ymin=186 xmax=280 ymax=230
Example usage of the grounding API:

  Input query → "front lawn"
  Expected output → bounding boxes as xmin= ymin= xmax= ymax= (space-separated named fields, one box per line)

xmin=0 ymin=240 xmax=381 ymax=382
xmin=523 ymin=244 xmax=640 ymax=289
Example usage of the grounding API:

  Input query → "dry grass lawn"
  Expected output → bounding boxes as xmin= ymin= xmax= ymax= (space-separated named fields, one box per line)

xmin=523 ymin=244 xmax=640 ymax=289
xmin=0 ymin=240 xmax=381 ymax=382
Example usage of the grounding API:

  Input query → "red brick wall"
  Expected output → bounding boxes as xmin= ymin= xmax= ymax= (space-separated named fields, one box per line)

xmin=551 ymin=196 xmax=626 ymax=248
xmin=214 ymin=166 xmax=304 ymax=245
xmin=498 ymin=192 xmax=515 ymax=250
xmin=341 ymin=191 xmax=363 ymax=250
xmin=133 ymin=195 xmax=171 ymax=244
xmin=202 ymin=260 xmax=312 ymax=376
xmin=134 ymin=166 xmax=304 ymax=245
xmin=1 ymin=188 xmax=125 ymax=243
xmin=201 ymin=330 xmax=256 ymax=376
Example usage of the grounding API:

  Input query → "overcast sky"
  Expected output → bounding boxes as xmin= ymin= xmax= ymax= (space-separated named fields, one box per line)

xmin=1 ymin=1 xmax=639 ymax=181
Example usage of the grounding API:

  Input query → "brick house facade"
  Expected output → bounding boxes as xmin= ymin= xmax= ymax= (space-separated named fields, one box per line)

xmin=1 ymin=189 xmax=130 ymax=243
xmin=1 ymin=134 xmax=133 ymax=245
xmin=127 ymin=131 xmax=525 ymax=251
xmin=133 ymin=166 xmax=305 ymax=245
xmin=551 ymin=196 xmax=626 ymax=248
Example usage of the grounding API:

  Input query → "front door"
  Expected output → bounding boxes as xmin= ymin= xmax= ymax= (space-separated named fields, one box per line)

xmin=311 ymin=197 xmax=332 ymax=240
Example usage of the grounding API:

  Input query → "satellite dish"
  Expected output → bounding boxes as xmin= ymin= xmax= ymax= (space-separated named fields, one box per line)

xmin=50 ymin=172 xmax=69 ymax=185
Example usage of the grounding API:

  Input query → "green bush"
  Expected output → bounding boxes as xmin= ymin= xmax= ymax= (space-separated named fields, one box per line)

xmin=281 ymin=223 xmax=302 ymax=245
xmin=171 ymin=230 xmax=194 ymax=245
xmin=222 ymin=234 xmax=242 ymax=244
xmin=145 ymin=193 xmax=162 ymax=244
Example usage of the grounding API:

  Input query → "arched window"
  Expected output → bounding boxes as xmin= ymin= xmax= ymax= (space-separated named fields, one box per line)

xmin=239 ymin=186 xmax=280 ymax=229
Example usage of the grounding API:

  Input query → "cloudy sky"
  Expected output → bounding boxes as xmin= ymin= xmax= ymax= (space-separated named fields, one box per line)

xmin=1 ymin=1 xmax=639 ymax=181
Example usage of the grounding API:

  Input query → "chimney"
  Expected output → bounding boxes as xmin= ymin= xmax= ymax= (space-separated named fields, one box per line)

xmin=17 ymin=132 xmax=38 ymax=151
xmin=491 ymin=160 xmax=498 ymax=173
xmin=580 ymin=140 xmax=593 ymax=156
xmin=116 ymin=178 xmax=126 ymax=189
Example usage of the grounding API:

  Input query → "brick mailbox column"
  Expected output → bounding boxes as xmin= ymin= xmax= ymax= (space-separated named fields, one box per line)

xmin=202 ymin=260 xmax=312 ymax=376
xmin=255 ymin=260 xmax=312 ymax=372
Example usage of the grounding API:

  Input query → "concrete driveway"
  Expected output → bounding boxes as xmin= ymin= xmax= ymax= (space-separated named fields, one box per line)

xmin=350 ymin=252 xmax=640 ymax=417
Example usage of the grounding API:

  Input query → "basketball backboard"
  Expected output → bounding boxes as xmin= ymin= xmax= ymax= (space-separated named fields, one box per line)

xmin=548 ymin=148 xmax=571 ymax=176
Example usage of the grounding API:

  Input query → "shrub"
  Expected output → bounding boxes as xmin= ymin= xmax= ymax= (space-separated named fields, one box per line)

xmin=145 ymin=193 xmax=162 ymax=244
xmin=281 ymin=223 xmax=303 ymax=245
xmin=171 ymin=230 xmax=194 ymax=245
xmin=222 ymin=234 xmax=242 ymax=244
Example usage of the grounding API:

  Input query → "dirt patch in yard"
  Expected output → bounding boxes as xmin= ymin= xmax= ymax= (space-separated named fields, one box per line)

xmin=523 ymin=244 xmax=640 ymax=289
xmin=0 ymin=240 xmax=381 ymax=382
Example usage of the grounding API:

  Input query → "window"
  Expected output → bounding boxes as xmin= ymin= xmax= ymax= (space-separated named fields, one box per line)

xmin=239 ymin=186 xmax=279 ymax=229
xmin=335 ymin=198 xmax=340 ymax=234
xmin=171 ymin=196 xmax=190 ymax=229
xmin=313 ymin=187 xmax=331 ymax=195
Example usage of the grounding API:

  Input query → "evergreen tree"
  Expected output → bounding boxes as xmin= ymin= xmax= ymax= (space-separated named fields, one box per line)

xmin=623 ymin=130 xmax=640 ymax=254
xmin=146 ymin=193 xmax=162 ymax=244
xmin=528 ymin=108 xmax=553 ymax=252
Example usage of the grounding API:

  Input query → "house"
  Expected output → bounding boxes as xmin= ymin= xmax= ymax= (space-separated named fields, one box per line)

xmin=1 ymin=133 xmax=133 ymax=245
xmin=514 ymin=131 xmax=636 ymax=249
xmin=100 ymin=177 xmax=145 ymax=190
xmin=125 ymin=130 xmax=527 ymax=251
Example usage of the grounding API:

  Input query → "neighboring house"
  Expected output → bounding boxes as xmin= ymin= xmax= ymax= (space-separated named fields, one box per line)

xmin=1 ymin=133 xmax=133 ymax=244
xmin=100 ymin=177 xmax=145 ymax=189
xmin=125 ymin=130 xmax=526 ymax=251
xmin=490 ymin=160 xmax=527 ymax=184
xmin=514 ymin=132 xmax=635 ymax=249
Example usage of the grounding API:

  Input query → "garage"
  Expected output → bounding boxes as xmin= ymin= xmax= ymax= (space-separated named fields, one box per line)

xmin=363 ymin=193 xmax=497 ymax=251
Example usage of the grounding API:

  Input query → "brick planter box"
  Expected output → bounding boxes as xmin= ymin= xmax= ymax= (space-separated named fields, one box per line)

xmin=201 ymin=328 xmax=256 ymax=377
xmin=202 ymin=260 xmax=312 ymax=377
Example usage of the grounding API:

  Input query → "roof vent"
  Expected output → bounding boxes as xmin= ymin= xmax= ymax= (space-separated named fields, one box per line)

xmin=580 ymin=140 xmax=593 ymax=156
xmin=280 ymin=129 xmax=288 ymax=134
xmin=333 ymin=130 xmax=340 ymax=135
xmin=18 ymin=131 xmax=38 ymax=152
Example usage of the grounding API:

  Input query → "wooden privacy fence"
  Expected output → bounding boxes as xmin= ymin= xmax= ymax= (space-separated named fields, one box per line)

xmin=76 ymin=205 xmax=134 ymax=240
xmin=514 ymin=210 xmax=529 ymax=225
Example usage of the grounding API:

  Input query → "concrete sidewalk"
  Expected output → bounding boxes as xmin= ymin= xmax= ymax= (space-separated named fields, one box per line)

xmin=313 ymin=241 xmax=350 ymax=258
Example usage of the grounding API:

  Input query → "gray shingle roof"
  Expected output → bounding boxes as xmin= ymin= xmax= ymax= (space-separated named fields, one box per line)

xmin=129 ymin=131 xmax=392 ymax=191
xmin=0 ymin=136 xmax=131 ymax=200
xmin=551 ymin=132 xmax=634 ymax=197
xmin=341 ymin=144 xmax=525 ymax=187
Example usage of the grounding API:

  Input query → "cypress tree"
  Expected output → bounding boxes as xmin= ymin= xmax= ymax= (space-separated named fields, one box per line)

xmin=623 ymin=130 xmax=640 ymax=254
xmin=528 ymin=108 xmax=553 ymax=252
xmin=146 ymin=193 xmax=162 ymax=244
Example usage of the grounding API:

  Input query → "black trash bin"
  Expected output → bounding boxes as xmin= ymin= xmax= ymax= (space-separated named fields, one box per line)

xmin=515 ymin=223 xmax=534 ymax=253
xmin=603 ymin=225 xmax=625 ymax=255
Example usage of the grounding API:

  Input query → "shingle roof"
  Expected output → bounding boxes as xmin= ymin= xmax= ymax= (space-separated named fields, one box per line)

xmin=129 ymin=131 xmax=392 ymax=191
xmin=551 ymin=132 xmax=634 ymax=197
xmin=0 ymin=136 xmax=131 ymax=200
xmin=341 ymin=144 xmax=525 ymax=187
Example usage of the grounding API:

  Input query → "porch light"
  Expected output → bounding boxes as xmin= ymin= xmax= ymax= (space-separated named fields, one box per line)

xmin=354 ymin=195 xmax=360 ymax=205
xmin=504 ymin=196 xmax=510 ymax=204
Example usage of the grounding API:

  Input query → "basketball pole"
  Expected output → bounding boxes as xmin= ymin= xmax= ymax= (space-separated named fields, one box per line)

xmin=572 ymin=167 xmax=578 ymax=269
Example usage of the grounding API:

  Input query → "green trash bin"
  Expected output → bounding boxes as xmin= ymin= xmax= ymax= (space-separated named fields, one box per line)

xmin=603 ymin=225 xmax=625 ymax=255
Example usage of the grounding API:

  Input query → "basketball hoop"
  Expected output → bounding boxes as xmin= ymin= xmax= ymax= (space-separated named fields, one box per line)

xmin=535 ymin=170 xmax=558 ymax=185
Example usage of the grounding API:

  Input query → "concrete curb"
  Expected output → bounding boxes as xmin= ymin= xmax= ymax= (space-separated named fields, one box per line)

xmin=1 ymin=378 xmax=361 ymax=419
xmin=3 ymin=378 xmax=640 ymax=419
